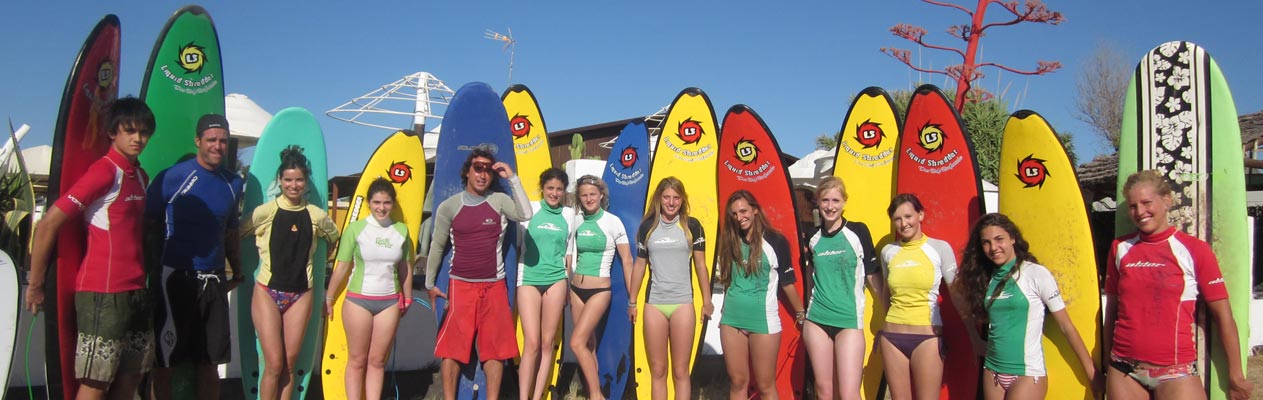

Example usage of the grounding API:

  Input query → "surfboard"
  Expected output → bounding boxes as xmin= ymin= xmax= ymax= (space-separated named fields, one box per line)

xmin=236 ymin=107 xmax=330 ymax=399
xmin=138 ymin=6 xmax=225 ymax=395
xmin=1 ymin=123 xmax=35 ymax=393
xmin=138 ymin=5 xmax=224 ymax=173
xmin=634 ymin=87 xmax=718 ymax=400
xmin=830 ymin=86 xmax=899 ymax=400
xmin=322 ymin=130 xmax=427 ymax=399
xmin=999 ymin=110 xmax=1101 ymax=400
xmin=716 ymin=105 xmax=807 ymax=399
xmin=1116 ymin=41 xmax=1249 ymax=400
xmin=895 ymin=84 xmax=984 ymax=400
xmin=45 ymin=15 xmax=120 ymax=399
xmin=503 ymin=84 xmax=553 ymax=202
xmin=598 ymin=121 xmax=651 ymax=400
xmin=429 ymin=82 xmax=521 ymax=400
xmin=501 ymin=84 xmax=566 ymax=399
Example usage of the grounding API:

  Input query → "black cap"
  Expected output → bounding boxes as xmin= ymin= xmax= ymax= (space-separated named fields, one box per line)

xmin=196 ymin=114 xmax=230 ymax=135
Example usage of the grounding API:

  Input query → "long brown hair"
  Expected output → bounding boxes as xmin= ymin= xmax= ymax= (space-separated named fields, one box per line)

xmin=715 ymin=190 xmax=775 ymax=286
xmin=641 ymin=177 xmax=693 ymax=245
xmin=956 ymin=213 xmax=1039 ymax=325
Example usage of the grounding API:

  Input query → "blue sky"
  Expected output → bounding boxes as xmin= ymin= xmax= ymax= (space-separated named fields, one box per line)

xmin=1 ymin=1 xmax=1259 ymax=176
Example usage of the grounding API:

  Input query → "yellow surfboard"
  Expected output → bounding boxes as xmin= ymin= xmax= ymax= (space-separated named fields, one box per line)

xmin=830 ymin=87 xmax=899 ymax=400
xmin=322 ymin=130 xmax=427 ymax=399
xmin=635 ymin=88 xmax=718 ymax=400
xmin=998 ymin=111 xmax=1100 ymax=400
xmin=502 ymin=84 xmax=565 ymax=398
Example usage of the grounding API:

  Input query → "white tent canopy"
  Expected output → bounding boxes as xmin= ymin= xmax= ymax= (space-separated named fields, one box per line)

xmin=226 ymin=93 xmax=272 ymax=147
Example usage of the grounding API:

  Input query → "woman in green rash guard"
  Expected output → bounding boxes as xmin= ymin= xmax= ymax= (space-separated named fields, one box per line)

xmin=517 ymin=167 xmax=574 ymax=400
xmin=568 ymin=175 xmax=633 ymax=400
xmin=955 ymin=213 xmax=1096 ymax=399
xmin=715 ymin=190 xmax=805 ymax=400
xmin=325 ymin=178 xmax=414 ymax=400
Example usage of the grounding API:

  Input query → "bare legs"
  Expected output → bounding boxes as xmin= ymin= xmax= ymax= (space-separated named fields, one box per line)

xmin=252 ymin=288 xmax=312 ymax=400
xmin=643 ymin=304 xmax=696 ymax=400
xmin=343 ymin=299 xmax=402 ymax=400
xmin=570 ymin=289 xmax=611 ymax=400
xmin=720 ymin=325 xmax=780 ymax=400
xmin=517 ymin=282 xmax=567 ymax=400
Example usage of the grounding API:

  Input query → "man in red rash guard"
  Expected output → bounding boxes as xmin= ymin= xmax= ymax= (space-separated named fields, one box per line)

xmin=425 ymin=147 xmax=532 ymax=400
xmin=26 ymin=97 xmax=156 ymax=400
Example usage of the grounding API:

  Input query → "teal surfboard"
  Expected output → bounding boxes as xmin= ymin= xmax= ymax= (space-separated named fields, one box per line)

xmin=236 ymin=107 xmax=330 ymax=399
xmin=138 ymin=6 xmax=225 ymax=396
xmin=1116 ymin=41 xmax=1249 ymax=400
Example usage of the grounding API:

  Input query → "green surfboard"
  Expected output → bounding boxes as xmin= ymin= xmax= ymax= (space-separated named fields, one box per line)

xmin=236 ymin=107 xmax=330 ymax=399
xmin=1116 ymin=41 xmax=1249 ymax=399
xmin=138 ymin=6 xmax=225 ymax=397
xmin=139 ymin=5 xmax=224 ymax=173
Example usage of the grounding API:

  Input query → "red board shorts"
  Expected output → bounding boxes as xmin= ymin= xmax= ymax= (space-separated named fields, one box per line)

xmin=434 ymin=279 xmax=519 ymax=364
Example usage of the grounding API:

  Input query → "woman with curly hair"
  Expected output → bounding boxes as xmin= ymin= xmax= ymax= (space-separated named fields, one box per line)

xmin=956 ymin=213 xmax=1094 ymax=399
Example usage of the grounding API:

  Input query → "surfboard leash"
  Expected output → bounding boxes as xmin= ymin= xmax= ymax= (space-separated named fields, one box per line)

xmin=24 ymin=312 xmax=38 ymax=400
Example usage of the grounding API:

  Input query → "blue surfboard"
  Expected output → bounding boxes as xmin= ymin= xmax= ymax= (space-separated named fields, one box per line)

xmin=429 ymin=82 xmax=520 ymax=400
xmin=597 ymin=121 xmax=651 ymax=399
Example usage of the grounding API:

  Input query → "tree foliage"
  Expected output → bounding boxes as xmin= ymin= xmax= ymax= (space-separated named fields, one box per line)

xmin=881 ymin=0 xmax=1065 ymax=112
xmin=1074 ymin=40 xmax=1130 ymax=150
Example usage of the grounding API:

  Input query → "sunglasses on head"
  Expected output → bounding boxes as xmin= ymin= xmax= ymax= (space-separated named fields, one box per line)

xmin=472 ymin=162 xmax=493 ymax=174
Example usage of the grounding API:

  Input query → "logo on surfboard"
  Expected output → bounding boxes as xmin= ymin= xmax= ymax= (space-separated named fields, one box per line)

xmin=677 ymin=118 xmax=704 ymax=145
xmin=176 ymin=42 xmax=207 ymax=74
xmin=97 ymin=60 xmax=114 ymax=89
xmin=734 ymin=139 xmax=760 ymax=165
xmin=619 ymin=146 xmax=639 ymax=169
xmin=387 ymin=161 xmax=413 ymax=184
xmin=1015 ymin=154 xmax=1049 ymax=188
xmin=510 ymin=114 xmax=532 ymax=139
xmin=917 ymin=122 xmax=946 ymax=153
xmin=855 ymin=119 xmax=885 ymax=149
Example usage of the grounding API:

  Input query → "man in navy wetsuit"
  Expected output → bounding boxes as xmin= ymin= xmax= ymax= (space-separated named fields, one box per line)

xmin=146 ymin=114 xmax=245 ymax=400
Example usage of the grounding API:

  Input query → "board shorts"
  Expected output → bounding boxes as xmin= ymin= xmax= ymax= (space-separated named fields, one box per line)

xmin=434 ymin=279 xmax=518 ymax=363
xmin=154 ymin=267 xmax=232 ymax=367
xmin=74 ymin=290 xmax=155 ymax=383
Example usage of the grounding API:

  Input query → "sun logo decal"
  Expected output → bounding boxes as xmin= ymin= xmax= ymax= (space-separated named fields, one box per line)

xmin=676 ymin=118 xmax=704 ymax=145
xmin=1015 ymin=154 xmax=1049 ymax=188
xmin=176 ymin=41 xmax=207 ymax=74
xmin=917 ymin=122 xmax=946 ymax=153
xmin=854 ymin=119 xmax=885 ymax=149
xmin=619 ymin=146 xmax=639 ymax=169
xmin=96 ymin=60 xmax=114 ymax=89
xmin=510 ymin=114 xmax=532 ymax=139
xmin=734 ymin=139 xmax=760 ymax=165
xmin=387 ymin=161 xmax=413 ymax=184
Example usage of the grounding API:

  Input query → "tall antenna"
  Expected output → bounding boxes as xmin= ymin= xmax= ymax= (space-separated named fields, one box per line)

xmin=484 ymin=28 xmax=516 ymax=85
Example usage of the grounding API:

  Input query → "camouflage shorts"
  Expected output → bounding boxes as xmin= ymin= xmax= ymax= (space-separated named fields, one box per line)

xmin=74 ymin=290 xmax=155 ymax=383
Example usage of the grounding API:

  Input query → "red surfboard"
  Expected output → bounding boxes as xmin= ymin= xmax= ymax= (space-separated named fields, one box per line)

xmin=717 ymin=105 xmax=806 ymax=399
xmin=894 ymin=84 xmax=983 ymax=399
xmin=45 ymin=14 xmax=121 ymax=400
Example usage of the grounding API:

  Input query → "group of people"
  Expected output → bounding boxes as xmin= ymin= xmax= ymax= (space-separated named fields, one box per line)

xmin=19 ymin=97 xmax=1253 ymax=400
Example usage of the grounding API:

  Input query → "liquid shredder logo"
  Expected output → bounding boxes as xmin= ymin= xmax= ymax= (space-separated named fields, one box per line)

xmin=176 ymin=42 xmax=207 ymax=74
xmin=734 ymin=139 xmax=760 ymax=165
xmin=855 ymin=119 xmax=885 ymax=149
xmin=388 ymin=161 xmax=413 ymax=184
xmin=1015 ymin=154 xmax=1049 ymax=188
xmin=619 ymin=146 xmax=639 ymax=169
xmin=918 ymin=122 xmax=946 ymax=153
xmin=677 ymin=118 xmax=704 ymax=144
xmin=510 ymin=114 xmax=532 ymax=139
xmin=97 ymin=60 xmax=114 ymax=89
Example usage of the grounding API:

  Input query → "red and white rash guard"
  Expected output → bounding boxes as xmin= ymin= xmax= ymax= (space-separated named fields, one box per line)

xmin=53 ymin=147 xmax=149 ymax=293
xmin=1105 ymin=226 xmax=1228 ymax=365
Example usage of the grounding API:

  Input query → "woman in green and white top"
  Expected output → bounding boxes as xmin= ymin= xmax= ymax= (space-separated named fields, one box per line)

xmin=715 ymin=190 xmax=805 ymax=400
xmin=516 ymin=167 xmax=574 ymax=400
xmin=955 ymin=213 xmax=1095 ymax=399
xmin=569 ymin=175 xmax=632 ymax=400
xmin=325 ymin=178 xmax=414 ymax=400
